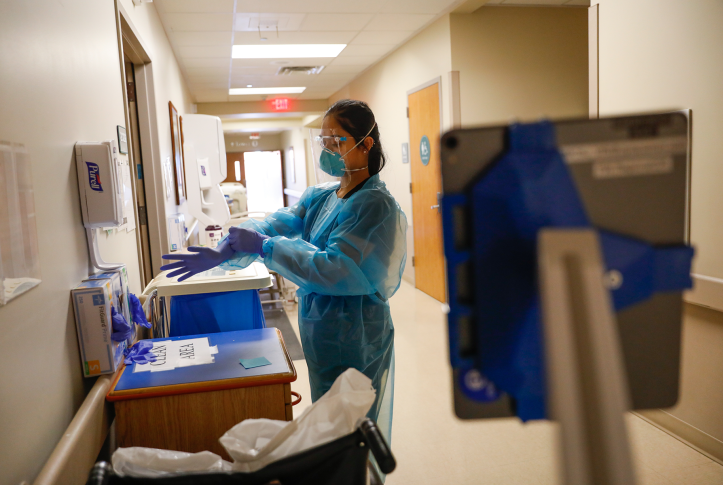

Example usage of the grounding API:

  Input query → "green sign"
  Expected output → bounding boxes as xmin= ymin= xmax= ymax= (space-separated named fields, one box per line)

xmin=420 ymin=135 xmax=431 ymax=166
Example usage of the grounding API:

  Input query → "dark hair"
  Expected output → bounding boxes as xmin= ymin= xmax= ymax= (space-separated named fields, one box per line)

xmin=325 ymin=99 xmax=387 ymax=175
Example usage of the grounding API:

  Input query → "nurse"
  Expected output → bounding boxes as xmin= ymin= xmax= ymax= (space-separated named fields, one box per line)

xmin=161 ymin=99 xmax=407 ymax=438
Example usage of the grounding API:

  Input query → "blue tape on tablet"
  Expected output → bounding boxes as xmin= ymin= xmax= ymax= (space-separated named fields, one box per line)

xmin=239 ymin=357 xmax=271 ymax=369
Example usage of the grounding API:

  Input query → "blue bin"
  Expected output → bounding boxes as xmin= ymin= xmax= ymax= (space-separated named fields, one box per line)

xmin=169 ymin=289 xmax=266 ymax=337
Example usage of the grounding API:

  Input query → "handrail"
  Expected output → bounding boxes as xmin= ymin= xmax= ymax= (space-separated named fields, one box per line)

xmin=33 ymin=375 xmax=113 ymax=485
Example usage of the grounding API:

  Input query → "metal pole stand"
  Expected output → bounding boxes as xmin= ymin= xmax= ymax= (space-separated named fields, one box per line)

xmin=538 ymin=228 xmax=637 ymax=485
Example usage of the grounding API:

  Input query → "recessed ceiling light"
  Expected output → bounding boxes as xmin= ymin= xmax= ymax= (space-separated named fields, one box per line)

xmin=247 ymin=84 xmax=253 ymax=87
xmin=229 ymin=87 xmax=306 ymax=95
xmin=232 ymin=44 xmax=346 ymax=59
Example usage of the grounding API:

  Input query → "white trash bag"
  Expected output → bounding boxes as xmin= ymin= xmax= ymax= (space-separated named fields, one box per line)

xmin=112 ymin=447 xmax=232 ymax=478
xmin=220 ymin=368 xmax=376 ymax=472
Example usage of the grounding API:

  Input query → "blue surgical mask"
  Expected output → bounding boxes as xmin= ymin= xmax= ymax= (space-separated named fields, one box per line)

xmin=318 ymin=123 xmax=376 ymax=177
xmin=319 ymin=149 xmax=347 ymax=177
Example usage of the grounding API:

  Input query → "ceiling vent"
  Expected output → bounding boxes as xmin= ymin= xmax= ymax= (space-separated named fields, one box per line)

xmin=276 ymin=66 xmax=325 ymax=76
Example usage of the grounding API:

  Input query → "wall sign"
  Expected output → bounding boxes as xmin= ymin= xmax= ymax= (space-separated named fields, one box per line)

xmin=420 ymin=135 xmax=431 ymax=166
xmin=117 ymin=125 xmax=128 ymax=154
xmin=401 ymin=142 xmax=409 ymax=164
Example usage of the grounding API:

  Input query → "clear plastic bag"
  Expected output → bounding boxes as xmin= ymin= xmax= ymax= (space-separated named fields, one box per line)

xmin=111 ymin=447 xmax=231 ymax=477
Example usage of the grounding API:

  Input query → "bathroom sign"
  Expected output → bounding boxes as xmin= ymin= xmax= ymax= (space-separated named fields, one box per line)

xmin=419 ymin=135 xmax=431 ymax=166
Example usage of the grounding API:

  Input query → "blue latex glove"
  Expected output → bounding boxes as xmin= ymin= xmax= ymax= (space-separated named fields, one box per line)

xmin=110 ymin=305 xmax=132 ymax=342
xmin=228 ymin=227 xmax=270 ymax=257
xmin=123 ymin=340 xmax=157 ymax=365
xmin=160 ymin=239 xmax=235 ymax=282
xmin=128 ymin=293 xmax=151 ymax=329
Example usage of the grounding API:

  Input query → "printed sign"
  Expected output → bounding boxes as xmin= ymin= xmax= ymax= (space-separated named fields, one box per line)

xmin=420 ymin=135 xmax=431 ymax=166
xmin=117 ymin=125 xmax=128 ymax=154
xmin=86 ymin=162 xmax=103 ymax=192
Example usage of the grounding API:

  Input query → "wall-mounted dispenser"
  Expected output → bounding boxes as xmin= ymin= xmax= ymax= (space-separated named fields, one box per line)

xmin=75 ymin=140 xmax=124 ymax=271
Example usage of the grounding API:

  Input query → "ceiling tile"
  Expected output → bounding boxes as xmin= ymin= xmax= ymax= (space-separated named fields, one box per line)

xmin=321 ymin=64 xmax=366 ymax=74
xmin=164 ymin=13 xmax=233 ymax=32
xmin=364 ymin=14 xmax=435 ymax=31
xmin=300 ymin=14 xmax=374 ymax=32
xmin=179 ymin=45 xmax=232 ymax=58
xmin=186 ymin=74 xmax=229 ymax=83
xmin=190 ymin=81 xmax=229 ymax=90
xmin=232 ymin=0 xmax=385 ymax=14
xmin=157 ymin=0 xmax=234 ymax=13
xmin=339 ymin=44 xmax=394 ymax=57
xmin=172 ymin=32 xmax=233 ymax=46
xmin=328 ymin=55 xmax=380 ymax=66
xmin=350 ymin=30 xmax=412 ymax=45
xmin=235 ymin=13 xmax=306 ymax=31
xmin=182 ymin=57 xmax=230 ymax=68
xmin=380 ymin=0 xmax=458 ymax=14
xmin=232 ymin=31 xmax=356 ymax=44
xmin=184 ymin=66 xmax=230 ymax=76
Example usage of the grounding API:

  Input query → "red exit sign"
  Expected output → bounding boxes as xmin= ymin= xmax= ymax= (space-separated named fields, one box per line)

xmin=271 ymin=98 xmax=290 ymax=111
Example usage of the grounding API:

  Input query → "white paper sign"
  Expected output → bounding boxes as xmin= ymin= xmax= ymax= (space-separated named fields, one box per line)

xmin=133 ymin=337 xmax=215 ymax=373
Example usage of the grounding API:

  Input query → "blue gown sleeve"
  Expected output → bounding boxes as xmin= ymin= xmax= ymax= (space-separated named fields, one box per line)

xmin=219 ymin=186 xmax=316 ymax=270
xmin=262 ymin=190 xmax=408 ymax=298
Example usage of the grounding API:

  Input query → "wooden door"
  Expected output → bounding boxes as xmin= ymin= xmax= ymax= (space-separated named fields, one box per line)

xmin=408 ymin=82 xmax=446 ymax=302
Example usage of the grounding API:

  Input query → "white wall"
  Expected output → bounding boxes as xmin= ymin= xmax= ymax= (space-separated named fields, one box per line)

xmin=329 ymin=15 xmax=454 ymax=282
xmin=0 ymin=1 xmax=143 ymax=483
xmin=595 ymin=0 xmax=723 ymax=448
xmin=119 ymin=0 xmax=196 ymax=264
xmin=280 ymin=128 xmax=309 ymax=206
xmin=450 ymin=7 xmax=589 ymax=125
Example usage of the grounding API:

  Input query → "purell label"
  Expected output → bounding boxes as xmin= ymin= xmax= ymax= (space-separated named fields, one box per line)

xmin=201 ymin=165 xmax=207 ymax=176
xmin=86 ymin=162 xmax=103 ymax=192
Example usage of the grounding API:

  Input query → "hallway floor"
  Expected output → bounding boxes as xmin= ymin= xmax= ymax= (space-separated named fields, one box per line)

xmin=288 ymin=281 xmax=723 ymax=484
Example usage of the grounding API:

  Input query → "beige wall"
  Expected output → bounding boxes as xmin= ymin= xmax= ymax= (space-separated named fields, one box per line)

xmin=450 ymin=7 xmax=589 ymax=126
xmin=595 ymin=0 xmax=723 ymax=447
xmin=329 ymin=15 xmax=454 ymax=281
xmin=0 ymin=1 xmax=192 ymax=482
xmin=0 ymin=1 xmax=136 ymax=483
xmin=119 ymin=0 xmax=196 ymax=259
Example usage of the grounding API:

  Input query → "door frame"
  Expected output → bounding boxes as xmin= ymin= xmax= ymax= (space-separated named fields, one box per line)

xmin=406 ymin=76 xmax=445 ymax=297
xmin=115 ymin=2 xmax=169 ymax=279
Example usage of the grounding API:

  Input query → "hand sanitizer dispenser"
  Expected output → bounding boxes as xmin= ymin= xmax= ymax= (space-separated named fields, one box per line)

xmin=75 ymin=140 xmax=124 ymax=270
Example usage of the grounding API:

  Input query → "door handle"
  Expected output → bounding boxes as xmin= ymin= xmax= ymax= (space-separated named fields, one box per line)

xmin=431 ymin=192 xmax=441 ymax=213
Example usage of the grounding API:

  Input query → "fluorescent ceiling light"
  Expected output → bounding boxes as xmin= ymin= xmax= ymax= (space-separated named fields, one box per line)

xmin=229 ymin=87 xmax=306 ymax=95
xmin=232 ymin=44 xmax=346 ymax=59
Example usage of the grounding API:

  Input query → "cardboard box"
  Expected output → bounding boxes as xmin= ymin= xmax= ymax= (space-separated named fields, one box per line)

xmin=85 ymin=266 xmax=135 ymax=344
xmin=71 ymin=279 xmax=126 ymax=377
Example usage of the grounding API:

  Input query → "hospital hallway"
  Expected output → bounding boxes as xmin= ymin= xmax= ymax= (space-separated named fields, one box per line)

xmin=283 ymin=282 xmax=723 ymax=484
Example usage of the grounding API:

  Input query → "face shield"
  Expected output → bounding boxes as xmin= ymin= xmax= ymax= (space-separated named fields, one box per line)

xmin=308 ymin=123 xmax=375 ymax=190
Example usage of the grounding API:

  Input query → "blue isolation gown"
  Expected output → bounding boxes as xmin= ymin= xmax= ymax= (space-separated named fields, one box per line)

xmin=219 ymin=174 xmax=407 ymax=442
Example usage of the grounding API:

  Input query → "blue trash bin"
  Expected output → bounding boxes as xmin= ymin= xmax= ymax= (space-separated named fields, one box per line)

xmin=169 ymin=289 xmax=266 ymax=337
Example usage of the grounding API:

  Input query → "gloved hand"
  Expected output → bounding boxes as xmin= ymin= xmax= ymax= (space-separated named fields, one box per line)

xmin=128 ymin=293 xmax=151 ymax=329
xmin=161 ymin=239 xmax=235 ymax=282
xmin=111 ymin=305 xmax=132 ymax=342
xmin=123 ymin=340 xmax=157 ymax=365
xmin=227 ymin=227 xmax=270 ymax=257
